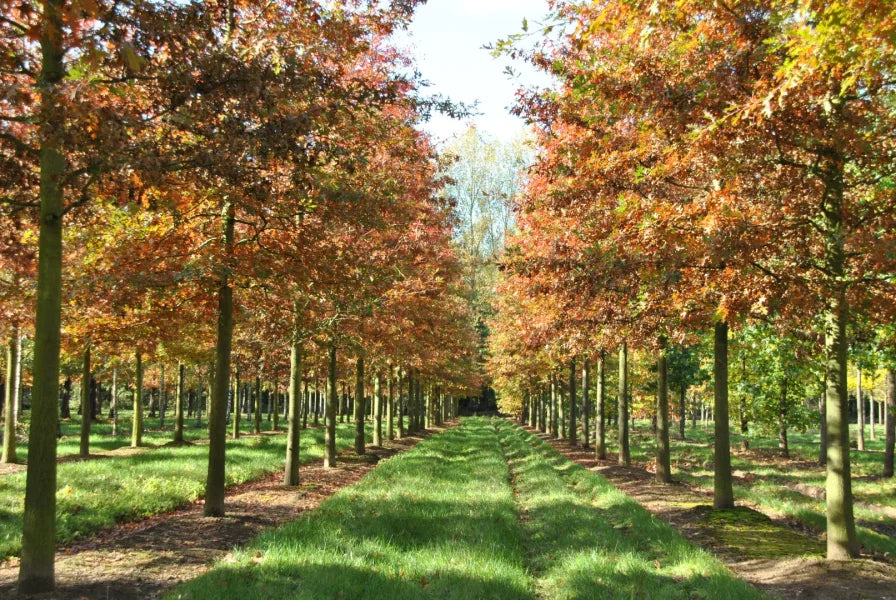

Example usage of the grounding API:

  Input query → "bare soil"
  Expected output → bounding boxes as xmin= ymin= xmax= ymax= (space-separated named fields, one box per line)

xmin=0 ymin=429 xmax=437 ymax=600
xmin=529 ymin=426 xmax=896 ymax=600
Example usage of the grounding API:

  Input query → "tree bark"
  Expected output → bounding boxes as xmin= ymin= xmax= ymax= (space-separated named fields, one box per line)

xmin=568 ymin=357 xmax=577 ymax=444
xmin=19 ymin=2 xmax=66 ymax=590
xmin=397 ymin=368 xmax=405 ymax=439
xmin=284 ymin=311 xmax=302 ymax=486
xmin=174 ymin=363 xmax=185 ymax=443
xmin=679 ymin=386 xmax=687 ymax=440
xmin=582 ymin=360 xmax=590 ymax=449
xmin=132 ymin=353 xmax=143 ymax=447
xmin=779 ymin=376 xmax=789 ymax=458
xmin=79 ymin=344 xmax=91 ymax=458
xmin=656 ymin=339 xmax=671 ymax=483
xmin=254 ymin=373 xmax=261 ymax=435
xmin=231 ymin=369 xmax=241 ymax=439
xmin=819 ymin=390 xmax=827 ymax=466
xmin=324 ymin=343 xmax=337 ymax=467
xmin=713 ymin=321 xmax=734 ymax=509
xmin=883 ymin=369 xmax=894 ymax=478
xmin=204 ymin=200 xmax=235 ymax=517
xmin=111 ymin=367 xmax=118 ymax=437
xmin=2 ymin=332 xmax=20 ymax=464
xmin=354 ymin=355 xmax=366 ymax=454
xmin=596 ymin=354 xmax=606 ymax=459
xmin=373 ymin=370 xmax=382 ymax=446
xmin=618 ymin=343 xmax=630 ymax=466
xmin=387 ymin=365 xmax=395 ymax=440
xmin=856 ymin=367 xmax=865 ymax=451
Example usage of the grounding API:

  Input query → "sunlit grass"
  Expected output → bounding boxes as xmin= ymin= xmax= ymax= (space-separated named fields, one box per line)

xmin=168 ymin=418 xmax=534 ymax=600
xmin=616 ymin=420 xmax=896 ymax=557
xmin=497 ymin=420 xmax=764 ymax=600
xmin=0 ymin=422 xmax=362 ymax=560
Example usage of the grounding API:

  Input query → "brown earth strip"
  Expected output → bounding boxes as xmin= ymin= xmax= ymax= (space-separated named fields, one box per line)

xmin=525 ymin=425 xmax=896 ymax=600
xmin=0 ymin=428 xmax=441 ymax=600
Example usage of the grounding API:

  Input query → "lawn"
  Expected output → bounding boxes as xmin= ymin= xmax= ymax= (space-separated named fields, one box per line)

xmin=170 ymin=418 xmax=761 ymax=600
xmin=0 ymin=422 xmax=363 ymax=560
xmin=496 ymin=420 xmax=763 ymax=600
xmin=617 ymin=421 xmax=896 ymax=556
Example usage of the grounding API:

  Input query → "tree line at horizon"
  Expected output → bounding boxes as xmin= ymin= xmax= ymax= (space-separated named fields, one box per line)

xmin=487 ymin=0 xmax=896 ymax=564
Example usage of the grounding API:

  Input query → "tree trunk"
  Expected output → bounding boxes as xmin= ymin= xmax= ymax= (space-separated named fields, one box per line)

xmin=856 ymin=367 xmax=865 ymax=451
xmin=132 ymin=353 xmax=143 ymax=447
xmin=568 ymin=357 xmax=577 ymax=444
xmin=582 ymin=360 xmax=590 ymax=450
xmin=111 ymin=367 xmax=118 ymax=437
xmin=231 ymin=369 xmax=240 ymax=439
xmin=174 ymin=363 xmax=185 ymax=443
xmin=284 ymin=312 xmax=302 ymax=486
xmin=2 ymin=332 xmax=20 ymax=464
xmin=387 ymin=366 xmax=395 ymax=440
xmin=397 ymin=368 xmax=405 ymax=439
xmin=18 ymin=3 xmax=66 ymax=590
xmin=272 ymin=380 xmax=279 ymax=432
xmin=253 ymin=373 xmax=261 ymax=435
xmin=79 ymin=344 xmax=91 ymax=458
xmin=618 ymin=343 xmax=630 ymax=466
xmin=656 ymin=339 xmax=671 ymax=484
xmin=679 ymin=386 xmax=687 ymax=440
xmin=159 ymin=364 xmax=167 ymax=430
xmin=713 ymin=321 xmax=734 ymax=509
xmin=779 ymin=377 xmax=789 ymax=458
xmin=354 ymin=355 xmax=366 ymax=454
xmin=373 ymin=371 xmax=382 ymax=446
xmin=324 ymin=343 xmax=337 ymax=467
xmin=883 ymin=369 xmax=894 ymax=478
xmin=596 ymin=354 xmax=606 ymax=459
xmin=550 ymin=375 xmax=558 ymax=438
xmin=204 ymin=200 xmax=235 ymax=518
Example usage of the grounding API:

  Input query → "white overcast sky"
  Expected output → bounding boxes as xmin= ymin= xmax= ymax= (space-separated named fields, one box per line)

xmin=399 ymin=0 xmax=552 ymax=144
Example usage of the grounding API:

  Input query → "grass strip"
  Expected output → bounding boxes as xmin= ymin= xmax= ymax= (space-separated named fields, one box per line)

xmin=0 ymin=423 xmax=361 ymax=560
xmin=496 ymin=420 xmax=765 ymax=600
xmin=169 ymin=418 xmax=534 ymax=600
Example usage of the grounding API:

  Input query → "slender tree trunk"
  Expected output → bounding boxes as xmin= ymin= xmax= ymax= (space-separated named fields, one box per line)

xmin=196 ymin=369 xmax=204 ymax=429
xmin=253 ymin=373 xmax=261 ymax=435
xmin=779 ymin=377 xmax=789 ymax=458
xmin=582 ymin=360 xmax=591 ymax=449
xmin=679 ymin=386 xmax=687 ymax=440
xmin=819 ymin=389 xmax=827 ymax=466
xmin=204 ymin=200 xmax=236 ymax=518
xmin=232 ymin=369 xmax=241 ymax=439
xmin=713 ymin=321 xmax=734 ymax=509
xmin=387 ymin=366 xmax=395 ymax=440
xmin=870 ymin=391 xmax=877 ymax=441
xmin=272 ymin=380 xmax=279 ymax=432
xmin=596 ymin=355 xmax=606 ymax=459
xmin=174 ymin=363 xmax=185 ymax=443
xmin=2 ymin=332 xmax=19 ymax=464
xmin=132 ymin=352 xmax=143 ymax=447
xmin=856 ymin=367 xmax=865 ymax=451
xmin=550 ymin=375 xmax=558 ymax=438
xmin=884 ymin=369 xmax=895 ymax=478
xmin=79 ymin=343 xmax=91 ymax=458
xmin=568 ymin=357 xmax=577 ymax=444
xmin=159 ymin=364 xmax=167 ymax=430
xmin=354 ymin=355 xmax=365 ymax=454
xmin=324 ymin=343 xmax=337 ymax=467
xmin=397 ymin=368 xmax=405 ymax=439
xmin=618 ymin=343 xmax=630 ymax=466
xmin=373 ymin=371 xmax=382 ymax=446
xmin=656 ymin=339 xmax=671 ymax=483
xmin=111 ymin=367 xmax=118 ymax=437
xmin=284 ymin=311 xmax=302 ymax=486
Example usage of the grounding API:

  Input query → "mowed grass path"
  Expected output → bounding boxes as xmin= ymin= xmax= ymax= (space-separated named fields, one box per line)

xmin=496 ymin=421 xmax=763 ymax=600
xmin=170 ymin=418 xmax=534 ymax=600
xmin=0 ymin=423 xmax=363 ymax=560
xmin=172 ymin=418 xmax=760 ymax=600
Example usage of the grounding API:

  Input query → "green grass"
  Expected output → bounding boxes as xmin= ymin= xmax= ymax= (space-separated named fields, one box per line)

xmin=10 ymin=408 xmax=290 ymax=460
xmin=496 ymin=420 xmax=763 ymax=600
xmin=0 ymin=422 xmax=362 ymax=561
xmin=618 ymin=421 xmax=896 ymax=557
xmin=169 ymin=418 xmax=534 ymax=600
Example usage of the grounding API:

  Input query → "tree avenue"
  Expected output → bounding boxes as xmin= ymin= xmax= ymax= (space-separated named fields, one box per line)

xmin=489 ymin=0 xmax=896 ymax=563
xmin=0 ymin=0 xmax=479 ymax=593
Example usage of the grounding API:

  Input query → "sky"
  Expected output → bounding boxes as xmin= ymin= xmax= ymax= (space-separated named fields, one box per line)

xmin=399 ymin=0 xmax=551 ymax=144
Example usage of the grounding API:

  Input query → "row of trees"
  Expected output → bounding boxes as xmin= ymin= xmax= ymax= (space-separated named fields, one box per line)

xmin=488 ymin=0 xmax=896 ymax=562
xmin=0 ymin=0 xmax=479 ymax=593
